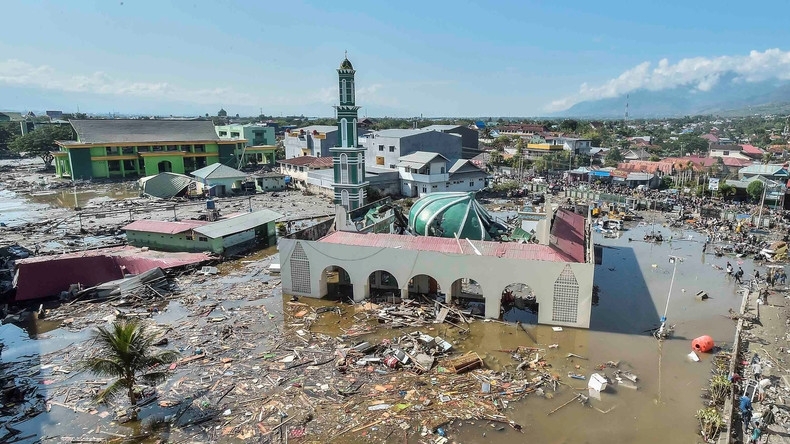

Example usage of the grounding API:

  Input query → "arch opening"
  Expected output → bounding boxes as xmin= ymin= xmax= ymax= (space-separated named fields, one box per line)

xmin=321 ymin=265 xmax=353 ymax=301
xmin=157 ymin=160 xmax=172 ymax=173
xmin=368 ymin=270 xmax=399 ymax=301
xmin=450 ymin=278 xmax=484 ymax=316
xmin=501 ymin=283 xmax=539 ymax=324
xmin=408 ymin=274 xmax=441 ymax=299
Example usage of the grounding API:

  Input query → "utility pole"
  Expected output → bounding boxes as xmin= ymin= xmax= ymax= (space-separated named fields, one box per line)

xmin=658 ymin=255 xmax=682 ymax=340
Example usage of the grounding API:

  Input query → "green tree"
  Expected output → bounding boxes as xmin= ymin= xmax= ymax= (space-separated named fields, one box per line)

xmin=604 ymin=147 xmax=624 ymax=167
xmin=747 ymin=180 xmax=765 ymax=201
xmin=488 ymin=149 xmax=503 ymax=167
xmin=0 ymin=122 xmax=21 ymax=151
xmin=8 ymin=125 xmax=74 ymax=168
xmin=80 ymin=320 xmax=179 ymax=419
xmin=762 ymin=152 xmax=775 ymax=164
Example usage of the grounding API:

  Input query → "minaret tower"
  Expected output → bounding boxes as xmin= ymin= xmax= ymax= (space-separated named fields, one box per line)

xmin=331 ymin=53 xmax=369 ymax=210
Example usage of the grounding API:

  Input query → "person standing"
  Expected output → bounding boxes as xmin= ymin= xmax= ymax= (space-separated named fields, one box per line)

xmin=752 ymin=362 xmax=762 ymax=381
xmin=740 ymin=395 xmax=753 ymax=431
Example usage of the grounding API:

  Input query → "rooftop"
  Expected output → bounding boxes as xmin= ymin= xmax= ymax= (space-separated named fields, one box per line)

xmin=422 ymin=124 xmax=463 ymax=132
xmin=397 ymin=151 xmax=448 ymax=168
xmin=122 ymin=219 xmax=208 ymax=235
xmin=67 ymin=119 xmax=220 ymax=144
xmin=319 ymin=231 xmax=579 ymax=262
xmin=191 ymin=163 xmax=247 ymax=180
xmin=278 ymin=156 xmax=334 ymax=168
xmin=291 ymin=125 xmax=338 ymax=135
xmin=371 ymin=129 xmax=427 ymax=138
xmin=194 ymin=209 xmax=283 ymax=239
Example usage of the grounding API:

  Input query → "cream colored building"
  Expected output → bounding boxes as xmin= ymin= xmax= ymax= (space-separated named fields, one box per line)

xmin=278 ymin=206 xmax=595 ymax=328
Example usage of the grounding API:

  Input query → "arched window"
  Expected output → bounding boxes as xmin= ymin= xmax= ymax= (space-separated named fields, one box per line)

xmin=341 ymin=79 xmax=347 ymax=103
xmin=340 ymin=153 xmax=349 ymax=184
xmin=341 ymin=190 xmax=350 ymax=208
xmin=352 ymin=118 xmax=357 ymax=146
xmin=350 ymin=80 xmax=355 ymax=102
xmin=340 ymin=118 xmax=348 ymax=147
xmin=357 ymin=155 xmax=363 ymax=182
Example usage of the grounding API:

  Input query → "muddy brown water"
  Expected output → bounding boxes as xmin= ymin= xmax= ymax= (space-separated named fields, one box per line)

xmin=293 ymin=221 xmax=748 ymax=443
xmin=0 ymin=219 xmax=752 ymax=443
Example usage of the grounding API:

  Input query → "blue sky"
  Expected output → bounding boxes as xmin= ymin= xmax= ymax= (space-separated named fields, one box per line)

xmin=1 ymin=0 xmax=789 ymax=117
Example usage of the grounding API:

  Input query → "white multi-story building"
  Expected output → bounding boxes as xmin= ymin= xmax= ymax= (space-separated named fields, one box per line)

xmin=397 ymin=151 xmax=488 ymax=197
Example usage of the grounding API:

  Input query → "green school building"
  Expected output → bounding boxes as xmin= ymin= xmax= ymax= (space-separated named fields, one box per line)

xmin=54 ymin=120 xmax=246 ymax=179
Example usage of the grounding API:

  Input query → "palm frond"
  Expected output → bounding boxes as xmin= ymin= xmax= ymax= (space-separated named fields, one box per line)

xmin=95 ymin=378 xmax=130 ymax=404
xmin=139 ymin=371 xmax=172 ymax=386
xmin=80 ymin=358 xmax=124 ymax=378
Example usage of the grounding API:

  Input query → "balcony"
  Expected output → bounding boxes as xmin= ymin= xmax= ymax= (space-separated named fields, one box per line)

xmin=400 ymin=171 xmax=449 ymax=183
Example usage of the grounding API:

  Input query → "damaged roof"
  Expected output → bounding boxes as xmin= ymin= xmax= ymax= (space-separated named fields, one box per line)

xmin=122 ymin=219 xmax=208 ymax=235
xmin=194 ymin=209 xmax=283 ymax=239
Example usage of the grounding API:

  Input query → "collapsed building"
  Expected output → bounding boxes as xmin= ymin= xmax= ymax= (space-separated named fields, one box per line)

xmin=279 ymin=192 xmax=596 ymax=329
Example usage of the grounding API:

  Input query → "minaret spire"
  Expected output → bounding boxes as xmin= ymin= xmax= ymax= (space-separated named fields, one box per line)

xmin=331 ymin=55 xmax=368 ymax=210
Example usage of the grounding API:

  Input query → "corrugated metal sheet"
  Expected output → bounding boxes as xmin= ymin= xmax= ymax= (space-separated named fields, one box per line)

xmin=191 ymin=163 xmax=247 ymax=180
xmin=122 ymin=219 xmax=207 ymax=235
xmin=549 ymin=209 xmax=586 ymax=263
xmin=194 ymin=209 xmax=283 ymax=239
xmin=319 ymin=232 xmax=577 ymax=262
xmin=14 ymin=246 xmax=211 ymax=301
xmin=140 ymin=172 xmax=194 ymax=199
xmin=70 ymin=119 xmax=220 ymax=144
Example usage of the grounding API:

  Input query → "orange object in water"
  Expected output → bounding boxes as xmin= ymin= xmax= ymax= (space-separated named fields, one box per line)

xmin=692 ymin=335 xmax=715 ymax=353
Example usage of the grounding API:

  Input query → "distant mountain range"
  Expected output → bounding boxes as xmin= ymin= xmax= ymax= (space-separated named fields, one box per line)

xmin=552 ymin=75 xmax=790 ymax=118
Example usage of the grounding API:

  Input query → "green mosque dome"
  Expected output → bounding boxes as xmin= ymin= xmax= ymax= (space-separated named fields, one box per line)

xmin=407 ymin=192 xmax=507 ymax=241
xmin=340 ymin=57 xmax=354 ymax=70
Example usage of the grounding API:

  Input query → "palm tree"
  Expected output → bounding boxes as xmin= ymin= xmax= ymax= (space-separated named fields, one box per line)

xmin=81 ymin=320 xmax=179 ymax=417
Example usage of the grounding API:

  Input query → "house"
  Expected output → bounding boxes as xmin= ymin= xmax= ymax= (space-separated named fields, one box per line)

xmin=283 ymin=125 xmax=338 ymax=158
xmin=547 ymin=136 xmax=592 ymax=155
xmin=0 ymin=112 xmax=24 ymax=122
xmin=278 ymin=155 xmax=334 ymax=184
xmin=54 ymin=120 xmax=244 ymax=179
xmin=123 ymin=209 xmax=283 ymax=254
xmin=46 ymin=110 xmax=64 ymax=120
xmin=192 ymin=209 xmax=282 ymax=252
xmin=701 ymin=134 xmax=720 ymax=145
xmin=498 ymin=124 xmax=547 ymax=136
xmin=357 ymin=117 xmax=376 ymax=128
xmin=363 ymin=129 xmax=463 ymax=170
xmin=616 ymin=160 xmax=674 ymax=176
xmin=191 ymin=163 xmax=248 ymax=197
xmin=739 ymin=144 xmax=764 ymax=160
xmin=623 ymin=148 xmax=652 ymax=161
xmin=625 ymin=172 xmax=661 ymax=189
xmin=397 ymin=151 xmax=487 ymax=197
xmin=215 ymin=123 xmax=276 ymax=147
xmin=422 ymin=124 xmax=480 ymax=156
xmin=709 ymin=144 xmax=750 ymax=161
xmin=522 ymin=143 xmax=565 ymax=161
xmin=738 ymin=164 xmax=790 ymax=182
xmin=245 ymin=145 xmax=278 ymax=167
xmin=249 ymin=172 xmax=286 ymax=192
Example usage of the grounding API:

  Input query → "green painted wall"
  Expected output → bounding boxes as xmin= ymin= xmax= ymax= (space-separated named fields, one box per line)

xmin=218 ymin=144 xmax=236 ymax=166
xmin=143 ymin=154 xmax=185 ymax=175
xmin=92 ymin=160 xmax=109 ymax=178
xmin=68 ymin=149 xmax=93 ymax=179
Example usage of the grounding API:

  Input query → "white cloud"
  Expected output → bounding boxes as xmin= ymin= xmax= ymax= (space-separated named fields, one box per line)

xmin=0 ymin=58 xmax=250 ymax=105
xmin=0 ymin=59 xmax=403 ymax=114
xmin=547 ymin=48 xmax=790 ymax=112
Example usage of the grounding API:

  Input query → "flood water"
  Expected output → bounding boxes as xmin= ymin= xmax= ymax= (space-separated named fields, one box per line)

xmin=289 ymin=220 xmax=746 ymax=443
xmin=0 ymin=217 xmax=748 ymax=443
xmin=0 ymin=186 xmax=140 ymax=227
